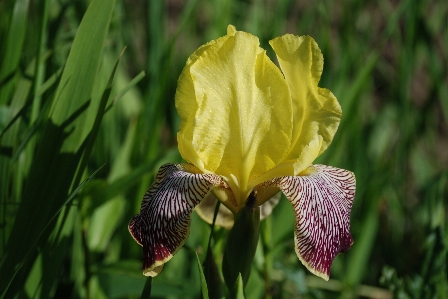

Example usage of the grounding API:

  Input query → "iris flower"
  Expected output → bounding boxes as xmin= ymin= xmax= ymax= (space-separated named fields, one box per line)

xmin=129 ymin=25 xmax=355 ymax=281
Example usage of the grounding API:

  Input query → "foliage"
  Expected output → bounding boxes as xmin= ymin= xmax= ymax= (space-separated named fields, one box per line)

xmin=0 ymin=0 xmax=446 ymax=298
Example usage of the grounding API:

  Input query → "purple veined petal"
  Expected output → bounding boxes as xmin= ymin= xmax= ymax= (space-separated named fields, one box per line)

xmin=264 ymin=164 xmax=355 ymax=280
xmin=128 ymin=163 xmax=233 ymax=277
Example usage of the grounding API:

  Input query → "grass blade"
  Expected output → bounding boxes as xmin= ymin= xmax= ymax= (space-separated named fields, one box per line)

xmin=0 ymin=0 xmax=30 ymax=105
xmin=196 ymin=252 xmax=210 ymax=299
xmin=141 ymin=277 xmax=152 ymax=298
xmin=0 ymin=0 xmax=116 ymax=295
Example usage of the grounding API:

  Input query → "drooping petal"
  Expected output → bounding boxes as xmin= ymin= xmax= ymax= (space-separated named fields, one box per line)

xmin=195 ymin=192 xmax=282 ymax=229
xmin=269 ymin=35 xmax=342 ymax=175
xmin=176 ymin=25 xmax=293 ymax=206
xmin=128 ymin=163 xmax=235 ymax=277
xmin=195 ymin=193 xmax=235 ymax=229
xmin=260 ymin=164 xmax=355 ymax=280
xmin=259 ymin=192 xmax=282 ymax=220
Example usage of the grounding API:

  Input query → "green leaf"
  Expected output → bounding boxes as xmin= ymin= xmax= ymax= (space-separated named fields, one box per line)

xmin=72 ymin=47 xmax=125 ymax=189
xmin=50 ymin=0 xmax=116 ymax=153
xmin=201 ymin=202 xmax=224 ymax=299
xmin=0 ymin=0 xmax=116 ymax=295
xmin=234 ymin=274 xmax=245 ymax=299
xmin=222 ymin=192 xmax=260 ymax=297
xmin=1 ymin=165 xmax=103 ymax=298
xmin=141 ymin=277 xmax=152 ymax=299
xmin=203 ymin=247 xmax=223 ymax=299
xmin=0 ymin=0 xmax=30 ymax=105
xmin=343 ymin=199 xmax=379 ymax=289
xmin=196 ymin=252 xmax=210 ymax=299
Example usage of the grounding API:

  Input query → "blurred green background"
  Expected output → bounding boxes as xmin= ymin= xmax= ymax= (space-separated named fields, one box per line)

xmin=0 ymin=0 xmax=446 ymax=298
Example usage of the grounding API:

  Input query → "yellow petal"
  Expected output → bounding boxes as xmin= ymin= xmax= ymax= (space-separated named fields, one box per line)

xmin=176 ymin=32 xmax=232 ymax=154
xmin=249 ymin=136 xmax=322 ymax=192
xmin=269 ymin=35 xmax=342 ymax=175
xmin=176 ymin=26 xmax=293 ymax=206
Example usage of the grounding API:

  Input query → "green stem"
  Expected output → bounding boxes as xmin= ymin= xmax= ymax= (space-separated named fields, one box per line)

xmin=222 ymin=191 xmax=260 ymax=298
xmin=261 ymin=215 xmax=273 ymax=299
xmin=202 ymin=201 xmax=223 ymax=299
xmin=206 ymin=201 xmax=221 ymax=251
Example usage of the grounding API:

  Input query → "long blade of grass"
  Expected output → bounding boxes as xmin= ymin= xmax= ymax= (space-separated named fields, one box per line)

xmin=196 ymin=252 xmax=210 ymax=299
xmin=141 ymin=277 xmax=152 ymax=299
xmin=234 ymin=274 xmax=246 ymax=299
xmin=1 ymin=165 xmax=104 ymax=298
xmin=0 ymin=0 xmax=30 ymax=105
xmin=202 ymin=202 xmax=223 ymax=299
xmin=72 ymin=47 xmax=126 ymax=190
xmin=0 ymin=0 xmax=116 ymax=294
xmin=49 ymin=0 xmax=116 ymax=153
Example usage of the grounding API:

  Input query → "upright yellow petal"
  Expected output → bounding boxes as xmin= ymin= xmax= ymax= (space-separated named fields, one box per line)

xmin=176 ymin=31 xmax=232 ymax=173
xmin=176 ymin=26 xmax=293 ymax=206
xmin=269 ymin=35 xmax=342 ymax=175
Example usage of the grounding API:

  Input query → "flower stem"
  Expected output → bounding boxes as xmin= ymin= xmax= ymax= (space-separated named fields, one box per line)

xmin=206 ymin=201 xmax=221 ymax=250
xmin=222 ymin=191 xmax=260 ymax=298
xmin=261 ymin=216 xmax=273 ymax=299
xmin=203 ymin=201 xmax=223 ymax=299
